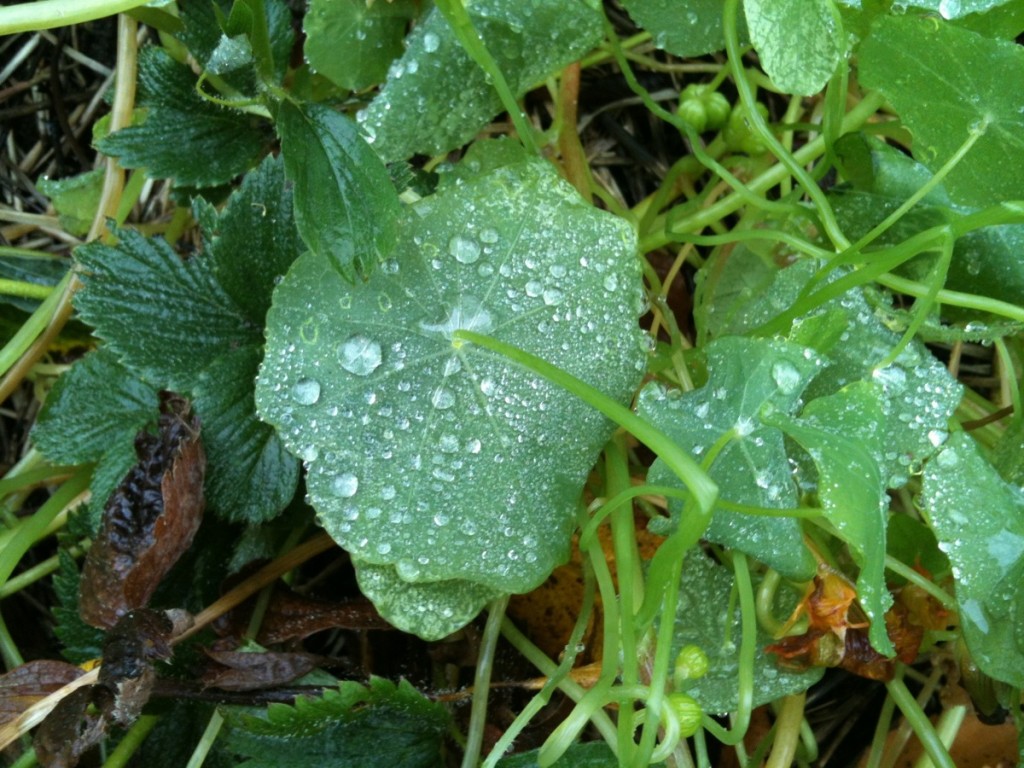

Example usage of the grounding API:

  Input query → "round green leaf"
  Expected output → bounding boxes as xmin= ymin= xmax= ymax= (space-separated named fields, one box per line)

xmin=256 ymin=155 xmax=646 ymax=628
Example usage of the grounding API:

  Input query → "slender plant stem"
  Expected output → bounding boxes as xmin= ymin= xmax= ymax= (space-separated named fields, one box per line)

xmin=102 ymin=715 xmax=160 ymax=768
xmin=885 ymin=673 xmax=955 ymax=768
xmin=184 ymin=710 xmax=225 ymax=768
xmin=0 ymin=0 xmax=149 ymax=34
xmin=766 ymin=693 xmax=806 ymax=768
xmin=462 ymin=595 xmax=510 ymax=768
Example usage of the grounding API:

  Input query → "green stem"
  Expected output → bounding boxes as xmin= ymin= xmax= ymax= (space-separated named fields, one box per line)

xmin=434 ymin=0 xmax=538 ymax=155
xmin=184 ymin=710 xmax=224 ymax=768
xmin=876 ymin=272 xmax=1024 ymax=323
xmin=0 ymin=269 xmax=72 ymax=382
xmin=103 ymin=715 xmax=160 ymax=768
xmin=0 ymin=280 xmax=53 ymax=301
xmin=0 ymin=0 xmax=149 ymax=33
xmin=0 ymin=610 xmax=24 ymax=668
xmin=454 ymin=331 xmax=718 ymax=514
xmin=722 ymin=0 xmax=849 ymax=251
xmin=0 ymin=468 xmax=89 ymax=589
xmin=500 ymin=618 xmax=619 ymax=747
xmin=765 ymin=693 xmax=806 ymax=768
xmin=641 ymin=91 xmax=887 ymax=252
xmin=885 ymin=674 xmax=955 ymax=768
xmin=462 ymin=595 xmax=510 ymax=768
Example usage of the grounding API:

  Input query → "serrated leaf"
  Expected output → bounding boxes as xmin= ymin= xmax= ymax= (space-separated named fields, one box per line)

xmin=256 ymin=149 xmax=646 ymax=637
xmin=357 ymin=0 xmax=603 ymax=162
xmin=858 ymin=15 xmax=1024 ymax=208
xmin=636 ymin=336 xmax=820 ymax=580
xmin=99 ymin=48 xmax=269 ymax=187
xmin=921 ymin=432 xmax=1024 ymax=687
xmin=304 ymin=0 xmax=418 ymax=91
xmin=620 ymin=0 xmax=746 ymax=57
xmin=225 ymin=678 xmax=449 ymax=768
xmin=32 ymin=347 xmax=160 ymax=510
xmin=669 ymin=552 xmax=823 ymax=714
xmin=74 ymin=156 xmax=301 ymax=522
xmin=277 ymin=101 xmax=402 ymax=279
xmin=744 ymin=0 xmax=843 ymax=95
xmin=52 ymin=550 xmax=106 ymax=664
xmin=497 ymin=741 xmax=655 ymax=767
xmin=765 ymin=384 xmax=895 ymax=656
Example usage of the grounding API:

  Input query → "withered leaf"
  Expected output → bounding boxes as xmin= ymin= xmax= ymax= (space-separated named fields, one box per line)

xmin=34 ymin=687 xmax=105 ymax=768
xmin=80 ymin=392 xmax=205 ymax=629
xmin=0 ymin=661 xmax=84 ymax=729
xmin=214 ymin=579 xmax=392 ymax=646
xmin=202 ymin=649 xmax=319 ymax=692
xmin=95 ymin=609 xmax=176 ymax=726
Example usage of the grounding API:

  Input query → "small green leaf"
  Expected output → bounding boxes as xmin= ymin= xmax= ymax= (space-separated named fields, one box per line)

xmin=357 ymin=0 xmax=603 ymax=161
xmin=620 ymin=0 xmax=747 ymax=57
xmin=277 ymin=101 xmax=402 ymax=279
xmin=921 ymin=432 xmax=1024 ymax=687
xmin=256 ymin=150 xmax=646 ymax=636
xmin=304 ymin=0 xmax=418 ymax=91
xmin=670 ymin=552 xmax=823 ymax=714
xmin=99 ymin=48 xmax=270 ymax=187
xmin=765 ymin=384 xmax=894 ymax=656
xmin=225 ymin=677 xmax=450 ymax=768
xmin=637 ymin=336 xmax=821 ymax=580
xmin=73 ymin=156 xmax=301 ymax=522
xmin=37 ymin=168 xmax=104 ymax=238
xmin=858 ymin=15 xmax=1024 ymax=208
xmin=744 ymin=0 xmax=843 ymax=95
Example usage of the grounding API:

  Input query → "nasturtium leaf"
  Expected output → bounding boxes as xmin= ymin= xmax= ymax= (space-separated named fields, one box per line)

xmin=33 ymin=347 xmax=160 ymax=513
xmin=669 ymin=551 xmax=823 ymax=714
xmin=858 ymin=15 xmax=1024 ymax=208
xmin=256 ymin=151 xmax=646 ymax=637
xmin=74 ymin=156 xmax=301 ymax=522
xmin=765 ymin=384 xmax=895 ymax=656
xmin=921 ymin=432 xmax=1024 ymax=687
xmin=225 ymin=677 xmax=449 ymax=768
xmin=277 ymin=101 xmax=402 ymax=279
xmin=98 ymin=48 xmax=270 ymax=188
xmin=715 ymin=259 xmax=963 ymax=488
xmin=744 ymin=0 xmax=843 ymax=95
xmin=620 ymin=0 xmax=746 ymax=57
xmin=636 ymin=336 xmax=820 ymax=581
xmin=354 ymin=562 xmax=500 ymax=641
xmin=304 ymin=0 xmax=418 ymax=92
xmin=357 ymin=0 xmax=603 ymax=161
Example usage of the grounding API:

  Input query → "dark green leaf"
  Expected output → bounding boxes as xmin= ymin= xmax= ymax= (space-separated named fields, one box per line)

xmin=99 ymin=48 xmax=269 ymax=187
xmin=620 ymin=0 xmax=746 ymax=57
xmin=304 ymin=0 xmax=419 ymax=91
xmin=277 ymin=101 xmax=402 ymax=279
xmin=669 ymin=551 xmax=823 ymax=714
xmin=357 ymin=0 xmax=603 ymax=161
xmin=921 ymin=432 xmax=1024 ymax=687
xmin=637 ymin=336 xmax=820 ymax=580
xmin=745 ymin=0 xmax=843 ymax=95
xmin=256 ymin=148 xmax=646 ymax=637
xmin=73 ymin=156 xmax=301 ymax=522
xmin=52 ymin=550 xmax=106 ymax=664
xmin=858 ymin=15 xmax=1024 ymax=208
xmin=497 ymin=741 xmax=657 ymax=767
xmin=224 ymin=678 xmax=449 ymax=768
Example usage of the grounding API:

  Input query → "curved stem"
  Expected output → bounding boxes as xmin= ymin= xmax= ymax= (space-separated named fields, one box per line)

xmin=885 ymin=673 xmax=955 ymax=768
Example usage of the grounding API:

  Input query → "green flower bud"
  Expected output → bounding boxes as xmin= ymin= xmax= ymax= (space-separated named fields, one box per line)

xmin=666 ymin=692 xmax=703 ymax=738
xmin=677 ymin=97 xmax=709 ymax=133
xmin=703 ymin=91 xmax=731 ymax=131
xmin=673 ymin=644 xmax=710 ymax=688
xmin=724 ymin=102 xmax=771 ymax=155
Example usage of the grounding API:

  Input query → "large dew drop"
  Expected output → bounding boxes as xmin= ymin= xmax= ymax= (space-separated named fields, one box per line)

xmin=449 ymin=235 xmax=482 ymax=264
xmin=770 ymin=361 xmax=802 ymax=394
xmin=419 ymin=295 xmax=494 ymax=339
xmin=338 ymin=334 xmax=383 ymax=376
xmin=331 ymin=472 xmax=359 ymax=498
xmin=291 ymin=378 xmax=321 ymax=405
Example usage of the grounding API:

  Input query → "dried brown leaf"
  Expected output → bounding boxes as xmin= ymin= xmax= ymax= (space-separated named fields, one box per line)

xmin=80 ymin=392 xmax=205 ymax=628
xmin=202 ymin=649 xmax=319 ymax=691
